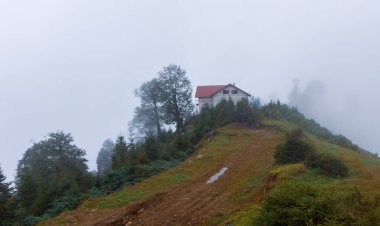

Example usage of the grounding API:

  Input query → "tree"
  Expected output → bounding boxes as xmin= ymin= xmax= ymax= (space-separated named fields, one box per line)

xmin=15 ymin=131 xmax=91 ymax=216
xmin=96 ymin=139 xmax=114 ymax=176
xmin=235 ymin=98 xmax=254 ymax=124
xmin=214 ymin=99 xmax=235 ymax=126
xmin=132 ymin=78 xmax=163 ymax=136
xmin=158 ymin=65 xmax=194 ymax=135
xmin=112 ymin=136 xmax=128 ymax=170
xmin=274 ymin=128 xmax=315 ymax=164
xmin=144 ymin=135 xmax=159 ymax=161
xmin=0 ymin=165 xmax=12 ymax=223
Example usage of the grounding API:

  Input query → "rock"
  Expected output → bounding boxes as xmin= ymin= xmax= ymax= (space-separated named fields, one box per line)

xmin=197 ymin=154 xmax=203 ymax=159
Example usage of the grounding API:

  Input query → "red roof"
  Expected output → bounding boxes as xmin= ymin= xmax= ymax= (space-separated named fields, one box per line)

xmin=195 ymin=85 xmax=226 ymax=98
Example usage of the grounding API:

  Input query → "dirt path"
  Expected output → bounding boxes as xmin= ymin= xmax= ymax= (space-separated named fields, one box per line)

xmin=89 ymin=129 xmax=281 ymax=226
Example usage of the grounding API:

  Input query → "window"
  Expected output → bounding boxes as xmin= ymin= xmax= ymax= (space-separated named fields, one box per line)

xmin=232 ymin=90 xmax=238 ymax=94
xmin=223 ymin=90 xmax=229 ymax=94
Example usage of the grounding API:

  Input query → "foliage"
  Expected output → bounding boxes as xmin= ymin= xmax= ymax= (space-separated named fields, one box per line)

xmin=13 ymin=195 xmax=80 ymax=226
xmin=214 ymin=99 xmax=236 ymax=126
xmin=132 ymin=78 xmax=163 ymax=136
xmin=261 ymin=101 xmax=359 ymax=150
xmin=274 ymin=128 xmax=349 ymax=178
xmin=15 ymin=131 xmax=92 ymax=217
xmin=235 ymin=98 xmax=259 ymax=126
xmin=158 ymin=64 xmax=194 ymax=134
xmin=0 ymin=165 xmax=12 ymax=224
xmin=97 ymin=160 xmax=180 ymax=195
xmin=111 ymin=136 xmax=129 ymax=170
xmin=253 ymin=181 xmax=380 ymax=226
xmin=143 ymin=135 xmax=160 ymax=161
xmin=305 ymin=152 xmax=349 ymax=178
xmin=96 ymin=139 xmax=114 ymax=176
xmin=43 ymin=195 xmax=80 ymax=218
xmin=274 ymin=128 xmax=316 ymax=164
xmin=189 ymin=99 xmax=262 ymax=145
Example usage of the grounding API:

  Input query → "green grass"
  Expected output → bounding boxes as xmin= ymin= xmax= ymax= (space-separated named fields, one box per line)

xmin=224 ymin=120 xmax=380 ymax=225
xmin=220 ymin=205 xmax=260 ymax=226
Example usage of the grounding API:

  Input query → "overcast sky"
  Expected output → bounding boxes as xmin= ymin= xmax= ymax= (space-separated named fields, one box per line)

xmin=1 ymin=0 xmax=380 ymax=181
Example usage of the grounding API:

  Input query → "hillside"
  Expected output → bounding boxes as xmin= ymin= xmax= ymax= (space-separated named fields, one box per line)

xmin=40 ymin=120 xmax=380 ymax=226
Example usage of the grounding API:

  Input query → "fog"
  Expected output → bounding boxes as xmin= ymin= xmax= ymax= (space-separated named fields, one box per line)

xmin=1 ymin=0 xmax=380 ymax=181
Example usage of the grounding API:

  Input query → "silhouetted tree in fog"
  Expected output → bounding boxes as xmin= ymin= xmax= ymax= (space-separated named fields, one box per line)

xmin=132 ymin=78 xmax=163 ymax=136
xmin=96 ymin=139 xmax=114 ymax=176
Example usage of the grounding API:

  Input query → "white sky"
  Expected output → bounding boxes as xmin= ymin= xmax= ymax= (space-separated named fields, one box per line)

xmin=1 ymin=0 xmax=380 ymax=181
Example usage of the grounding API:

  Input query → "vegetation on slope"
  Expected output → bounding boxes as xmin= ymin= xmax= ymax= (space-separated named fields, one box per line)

xmin=40 ymin=124 xmax=275 ymax=225
xmin=227 ymin=120 xmax=380 ymax=226
xmin=39 ymin=100 xmax=380 ymax=225
xmin=37 ymin=118 xmax=380 ymax=226
xmin=262 ymin=101 xmax=361 ymax=151
xmin=275 ymin=128 xmax=349 ymax=178
xmin=253 ymin=181 xmax=380 ymax=226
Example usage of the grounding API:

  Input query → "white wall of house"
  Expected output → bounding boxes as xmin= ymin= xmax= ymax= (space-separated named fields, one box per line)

xmin=198 ymin=85 xmax=250 ymax=111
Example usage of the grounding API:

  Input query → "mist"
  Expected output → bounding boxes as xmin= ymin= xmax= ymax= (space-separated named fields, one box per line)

xmin=288 ymin=79 xmax=380 ymax=153
xmin=1 ymin=0 xmax=380 ymax=181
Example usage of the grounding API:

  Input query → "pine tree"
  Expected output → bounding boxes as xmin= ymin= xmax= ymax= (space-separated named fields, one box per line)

xmin=0 ymin=165 xmax=12 ymax=223
xmin=112 ymin=136 xmax=128 ymax=170
xmin=144 ymin=135 xmax=159 ymax=161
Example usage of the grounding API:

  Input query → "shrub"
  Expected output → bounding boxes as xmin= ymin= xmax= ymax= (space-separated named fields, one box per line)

xmin=305 ymin=152 xmax=349 ymax=178
xmin=253 ymin=182 xmax=337 ymax=225
xmin=20 ymin=215 xmax=41 ymax=226
xmin=44 ymin=195 xmax=80 ymax=218
xmin=253 ymin=181 xmax=380 ymax=226
xmin=274 ymin=129 xmax=316 ymax=164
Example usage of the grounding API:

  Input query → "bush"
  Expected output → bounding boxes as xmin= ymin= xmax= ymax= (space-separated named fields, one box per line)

xmin=274 ymin=129 xmax=316 ymax=164
xmin=20 ymin=215 xmax=42 ymax=226
xmin=44 ymin=195 xmax=80 ymax=218
xmin=274 ymin=128 xmax=348 ymax=178
xmin=253 ymin=181 xmax=380 ymax=226
xmin=305 ymin=152 xmax=349 ymax=178
xmin=99 ymin=160 xmax=180 ymax=194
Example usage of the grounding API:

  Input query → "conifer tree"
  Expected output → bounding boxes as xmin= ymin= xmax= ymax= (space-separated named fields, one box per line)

xmin=0 ymin=165 xmax=12 ymax=223
xmin=112 ymin=136 xmax=128 ymax=169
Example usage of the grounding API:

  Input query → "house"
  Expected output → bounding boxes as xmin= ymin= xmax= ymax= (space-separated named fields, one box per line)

xmin=195 ymin=84 xmax=251 ymax=111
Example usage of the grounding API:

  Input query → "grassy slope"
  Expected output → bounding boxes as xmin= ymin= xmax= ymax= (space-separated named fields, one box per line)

xmin=40 ymin=120 xmax=380 ymax=226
